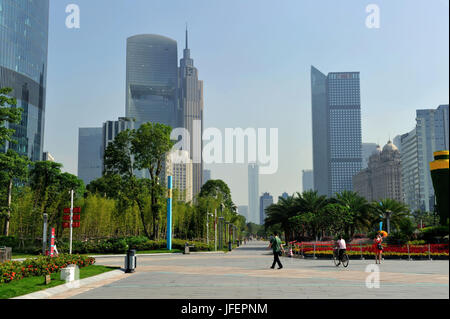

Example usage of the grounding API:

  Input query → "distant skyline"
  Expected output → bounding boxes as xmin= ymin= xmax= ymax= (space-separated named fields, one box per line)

xmin=43 ymin=0 xmax=449 ymax=206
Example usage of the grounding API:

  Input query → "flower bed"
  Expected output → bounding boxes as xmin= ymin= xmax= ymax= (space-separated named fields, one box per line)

xmin=0 ymin=254 xmax=95 ymax=284
xmin=292 ymin=242 xmax=449 ymax=259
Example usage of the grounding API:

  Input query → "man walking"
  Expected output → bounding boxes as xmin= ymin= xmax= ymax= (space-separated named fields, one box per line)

xmin=268 ymin=232 xmax=284 ymax=269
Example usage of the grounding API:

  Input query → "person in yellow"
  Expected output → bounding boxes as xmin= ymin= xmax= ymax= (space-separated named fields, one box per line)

xmin=268 ymin=232 xmax=285 ymax=269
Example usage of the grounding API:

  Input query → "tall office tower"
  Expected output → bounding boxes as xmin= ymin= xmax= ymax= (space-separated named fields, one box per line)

xmin=0 ymin=0 xmax=49 ymax=161
xmin=248 ymin=163 xmax=260 ymax=224
xmin=78 ymin=128 xmax=103 ymax=186
xmin=280 ymin=192 xmax=289 ymax=200
xmin=203 ymin=169 xmax=211 ymax=185
xmin=237 ymin=205 xmax=249 ymax=221
xmin=171 ymin=150 xmax=193 ymax=202
xmin=302 ymin=169 xmax=314 ymax=192
xmin=125 ymin=34 xmax=179 ymax=129
xmin=311 ymin=66 xmax=362 ymax=197
xmin=353 ymin=141 xmax=402 ymax=202
xmin=401 ymin=105 xmax=449 ymax=212
xmin=179 ymin=29 xmax=204 ymax=198
xmin=259 ymin=192 xmax=273 ymax=225
xmin=362 ymin=143 xmax=378 ymax=169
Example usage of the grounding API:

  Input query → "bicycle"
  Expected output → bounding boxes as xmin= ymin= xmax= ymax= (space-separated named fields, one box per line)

xmin=333 ymin=248 xmax=349 ymax=267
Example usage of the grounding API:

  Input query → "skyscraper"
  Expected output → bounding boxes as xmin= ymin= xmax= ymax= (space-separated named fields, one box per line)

xmin=237 ymin=205 xmax=249 ymax=221
xmin=260 ymin=192 xmax=273 ymax=225
xmin=362 ymin=143 xmax=379 ymax=169
xmin=248 ymin=163 xmax=260 ymax=224
xmin=0 ymin=0 xmax=49 ymax=161
xmin=125 ymin=34 xmax=179 ymax=129
xmin=401 ymin=105 xmax=449 ymax=212
xmin=302 ymin=169 xmax=314 ymax=192
xmin=203 ymin=169 xmax=211 ymax=185
xmin=311 ymin=66 xmax=362 ymax=197
xmin=179 ymin=29 xmax=204 ymax=198
xmin=78 ymin=128 xmax=103 ymax=186
xmin=171 ymin=150 xmax=193 ymax=202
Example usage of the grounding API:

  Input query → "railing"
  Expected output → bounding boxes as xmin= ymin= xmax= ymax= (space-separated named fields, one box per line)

xmin=290 ymin=242 xmax=449 ymax=260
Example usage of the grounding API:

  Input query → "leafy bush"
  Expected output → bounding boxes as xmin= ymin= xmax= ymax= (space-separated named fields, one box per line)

xmin=419 ymin=225 xmax=450 ymax=243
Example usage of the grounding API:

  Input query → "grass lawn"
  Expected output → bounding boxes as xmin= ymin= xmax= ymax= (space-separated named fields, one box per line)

xmin=0 ymin=265 xmax=118 ymax=299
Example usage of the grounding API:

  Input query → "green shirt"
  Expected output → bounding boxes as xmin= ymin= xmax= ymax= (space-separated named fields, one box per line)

xmin=270 ymin=237 xmax=282 ymax=253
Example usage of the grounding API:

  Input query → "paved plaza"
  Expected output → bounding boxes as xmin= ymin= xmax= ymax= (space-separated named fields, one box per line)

xmin=52 ymin=241 xmax=448 ymax=299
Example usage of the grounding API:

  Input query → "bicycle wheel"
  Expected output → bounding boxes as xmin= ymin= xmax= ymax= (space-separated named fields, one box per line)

xmin=333 ymin=251 xmax=340 ymax=266
xmin=342 ymin=254 xmax=349 ymax=268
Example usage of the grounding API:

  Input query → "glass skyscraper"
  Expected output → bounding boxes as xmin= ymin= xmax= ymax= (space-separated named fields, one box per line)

xmin=248 ymin=163 xmax=260 ymax=224
xmin=125 ymin=34 xmax=180 ymax=129
xmin=0 ymin=0 xmax=49 ymax=161
xmin=78 ymin=127 xmax=103 ymax=186
xmin=311 ymin=66 xmax=362 ymax=197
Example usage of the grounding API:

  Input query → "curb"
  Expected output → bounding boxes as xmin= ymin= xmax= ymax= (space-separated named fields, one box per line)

xmin=12 ymin=269 xmax=124 ymax=299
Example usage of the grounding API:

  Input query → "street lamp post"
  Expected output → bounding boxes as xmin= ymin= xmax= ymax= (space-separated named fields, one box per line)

xmin=214 ymin=208 xmax=217 ymax=251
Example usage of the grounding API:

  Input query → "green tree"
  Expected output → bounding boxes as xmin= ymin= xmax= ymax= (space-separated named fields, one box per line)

xmin=0 ymin=149 xmax=30 ymax=235
xmin=336 ymin=191 xmax=375 ymax=238
xmin=0 ymin=87 xmax=22 ymax=147
xmin=372 ymin=199 xmax=410 ymax=234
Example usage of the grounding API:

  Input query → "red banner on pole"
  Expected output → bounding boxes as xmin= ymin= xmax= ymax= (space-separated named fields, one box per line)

xmin=64 ymin=207 xmax=81 ymax=214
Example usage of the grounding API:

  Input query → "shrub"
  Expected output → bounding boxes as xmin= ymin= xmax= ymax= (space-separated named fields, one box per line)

xmin=420 ymin=225 xmax=450 ymax=243
xmin=0 ymin=254 xmax=95 ymax=284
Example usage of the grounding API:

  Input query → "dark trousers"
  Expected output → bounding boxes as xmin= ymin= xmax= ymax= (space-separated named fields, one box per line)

xmin=271 ymin=251 xmax=283 ymax=268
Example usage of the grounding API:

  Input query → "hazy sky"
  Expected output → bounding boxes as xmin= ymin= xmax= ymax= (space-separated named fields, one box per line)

xmin=44 ymin=0 xmax=449 ymax=206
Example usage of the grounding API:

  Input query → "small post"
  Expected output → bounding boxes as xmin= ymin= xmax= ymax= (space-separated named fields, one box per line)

xmin=360 ymin=242 xmax=365 ymax=260
xmin=407 ymin=243 xmax=411 ymax=261
xmin=167 ymin=176 xmax=173 ymax=251
xmin=301 ymin=243 xmax=304 ymax=259
xmin=42 ymin=213 xmax=48 ymax=255
xmin=428 ymin=244 xmax=432 ymax=261
xmin=313 ymin=241 xmax=317 ymax=260
xmin=69 ymin=189 xmax=74 ymax=255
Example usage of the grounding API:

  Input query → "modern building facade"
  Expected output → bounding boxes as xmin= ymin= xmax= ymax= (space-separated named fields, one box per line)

xmin=248 ymin=163 xmax=260 ymax=224
xmin=311 ymin=66 xmax=362 ymax=197
xmin=302 ymin=169 xmax=314 ymax=192
xmin=237 ymin=205 xmax=249 ymax=221
xmin=401 ymin=105 xmax=449 ymax=212
xmin=102 ymin=117 xmax=135 ymax=155
xmin=125 ymin=34 xmax=179 ymax=129
xmin=260 ymin=192 xmax=273 ymax=225
xmin=179 ymin=29 xmax=203 ymax=199
xmin=0 ymin=0 xmax=49 ymax=161
xmin=171 ymin=150 xmax=193 ymax=202
xmin=353 ymin=141 xmax=402 ymax=202
xmin=78 ymin=128 xmax=103 ymax=186
xmin=42 ymin=151 xmax=54 ymax=162
xmin=203 ymin=169 xmax=211 ymax=185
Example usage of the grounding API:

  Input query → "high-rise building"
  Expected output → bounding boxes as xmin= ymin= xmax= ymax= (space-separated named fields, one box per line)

xmin=353 ymin=141 xmax=402 ymax=202
xmin=260 ymin=192 xmax=273 ymax=225
xmin=78 ymin=128 xmax=103 ymax=186
xmin=203 ymin=169 xmax=211 ymax=185
xmin=125 ymin=34 xmax=179 ymax=129
xmin=0 ymin=0 xmax=49 ymax=161
xmin=42 ymin=152 xmax=55 ymax=162
xmin=102 ymin=117 xmax=135 ymax=155
xmin=401 ymin=105 xmax=449 ymax=212
xmin=237 ymin=205 xmax=249 ymax=221
xmin=302 ymin=169 xmax=314 ymax=192
xmin=362 ymin=143 xmax=378 ymax=169
xmin=171 ymin=150 xmax=193 ymax=202
xmin=248 ymin=163 xmax=260 ymax=224
xmin=311 ymin=66 xmax=362 ymax=197
xmin=179 ymin=29 xmax=204 ymax=198
xmin=280 ymin=192 xmax=289 ymax=200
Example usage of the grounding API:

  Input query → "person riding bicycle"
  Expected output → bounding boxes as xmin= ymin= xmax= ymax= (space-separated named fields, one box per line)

xmin=335 ymin=235 xmax=346 ymax=264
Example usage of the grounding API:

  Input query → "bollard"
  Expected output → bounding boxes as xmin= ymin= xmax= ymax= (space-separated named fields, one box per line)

xmin=313 ymin=242 xmax=317 ymax=260
xmin=184 ymin=242 xmax=190 ymax=255
xmin=228 ymin=241 xmax=232 ymax=252
xmin=428 ymin=244 xmax=432 ymax=261
xmin=125 ymin=249 xmax=137 ymax=273
xmin=360 ymin=242 xmax=365 ymax=260
xmin=407 ymin=243 xmax=412 ymax=261
xmin=301 ymin=243 xmax=304 ymax=259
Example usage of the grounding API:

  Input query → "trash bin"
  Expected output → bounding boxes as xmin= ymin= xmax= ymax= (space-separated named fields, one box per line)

xmin=125 ymin=249 xmax=137 ymax=273
xmin=184 ymin=242 xmax=190 ymax=254
xmin=228 ymin=241 xmax=232 ymax=251
xmin=60 ymin=264 xmax=76 ymax=282
xmin=237 ymin=240 xmax=240 ymax=247
xmin=0 ymin=247 xmax=12 ymax=263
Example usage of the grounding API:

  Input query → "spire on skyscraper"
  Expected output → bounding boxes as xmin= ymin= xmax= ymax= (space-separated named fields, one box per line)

xmin=185 ymin=23 xmax=189 ymax=50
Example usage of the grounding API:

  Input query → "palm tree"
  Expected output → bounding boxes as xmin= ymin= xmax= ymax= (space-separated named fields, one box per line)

xmin=293 ymin=190 xmax=329 ymax=239
xmin=264 ymin=195 xmax=296 ymax=241
xmin=372 ymin=199 xmax=410 ymax=233
xmin=336 ymin=191 xmax=375 ymax=237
